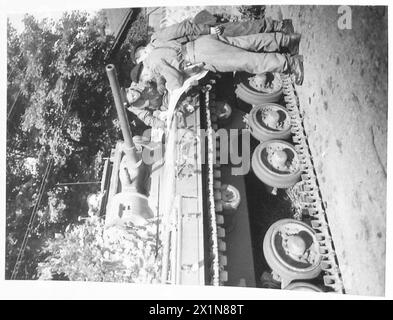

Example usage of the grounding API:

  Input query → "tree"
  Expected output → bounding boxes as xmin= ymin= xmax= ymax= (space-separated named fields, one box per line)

xmin=6 ymin=10 xmax=122 ymax=279
xmin=17 ymin=12 xmax=119 ymax=167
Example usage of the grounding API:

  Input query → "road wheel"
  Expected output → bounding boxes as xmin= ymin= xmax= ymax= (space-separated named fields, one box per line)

xmin=248 ymin=103 xmax=291 ymax=142
xmin=263 ymin=219 xmax=322 ymax=285
xmin=251 ymin=140 xmax=301 ymax=188
xmin=211 ymin=101 xmax=232 ymax=125
xmin=235 ymin=72 xmax=283 ymax=105
xmin=284 ymin=282 xmax=324 ymax=292
xmin=221 ymin=184 xmax=241 ymax=210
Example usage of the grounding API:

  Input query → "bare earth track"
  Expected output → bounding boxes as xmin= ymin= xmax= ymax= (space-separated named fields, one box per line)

xmin=266 ymin=5 xmax=387 ymax=296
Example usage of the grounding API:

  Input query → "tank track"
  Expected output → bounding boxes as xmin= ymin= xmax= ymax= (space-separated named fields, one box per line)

xmin=281 ymin=74 xmax=345 ymax=294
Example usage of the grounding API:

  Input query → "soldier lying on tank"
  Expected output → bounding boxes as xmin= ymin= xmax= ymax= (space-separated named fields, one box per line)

xmin=130 ymin=30 xmax=304 ymax=96
xmin=130 ymin=10 xmax=301 ymax=92
xmin=132 ymin=11 xmax=295 ymax=64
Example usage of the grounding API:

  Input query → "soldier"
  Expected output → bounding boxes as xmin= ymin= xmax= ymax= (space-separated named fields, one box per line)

xmin=123 ymin=79 xmax=167 ymax=129
xmin=132 ymin=12 xmax=295 ymax=64
xmin=131 ymin=31 xmax=303 ymax=94
xmin=130 ymin=12 xmax=300 ymax=94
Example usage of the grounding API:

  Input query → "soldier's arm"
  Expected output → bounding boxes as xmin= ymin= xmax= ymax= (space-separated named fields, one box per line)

xmin=129 ymin=107 xmax=165 ymax=128
xmin=155 ymin=76 xmax=167 ymax=96
xmin=160 ymin=90 xmax=169 ymax=110
xmin=156 ymin=58 xmax=184 ymax=91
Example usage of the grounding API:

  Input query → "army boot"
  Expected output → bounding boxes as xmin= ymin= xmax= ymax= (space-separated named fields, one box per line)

xmin=273 ymin=19 xmax=295 ymax=34
xmin=287 ymin=54 xmax=304 ymax=86
xmin=281 ymin=33 xmax=302 ymax=56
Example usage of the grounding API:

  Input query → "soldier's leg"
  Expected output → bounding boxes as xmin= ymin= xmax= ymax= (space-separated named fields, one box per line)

xmin=192 ymin=36 xmax=288 ymax=74
xmin=220 ymin=17 xmax=293 ymax=36
xmin=220 ymin=19 xmax=269 ymax=36
xmin=217 ymin=32 xmax=284 ymax=53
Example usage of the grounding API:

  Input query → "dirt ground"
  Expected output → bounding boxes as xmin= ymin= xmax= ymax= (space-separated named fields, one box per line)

xmin=266 ymin=5 xmax=388 ymax=296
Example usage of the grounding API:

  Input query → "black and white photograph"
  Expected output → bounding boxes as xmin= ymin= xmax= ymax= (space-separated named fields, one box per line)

xmin=2 ymin=0 xmax=389 ymax=299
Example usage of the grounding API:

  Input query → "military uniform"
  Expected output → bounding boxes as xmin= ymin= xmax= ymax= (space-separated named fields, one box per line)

xmin=135 ymin=16 xmax=297 ymax=92
xmin=143 ymin=32 xmax=289 ymax=91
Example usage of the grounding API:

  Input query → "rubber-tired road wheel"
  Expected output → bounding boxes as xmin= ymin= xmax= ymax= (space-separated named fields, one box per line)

xmin=212 ymin=101 xmax=232 ymax=125
xmin=248 ymin=103 xmax=291 ymax=142
xmin=235 ymin=72 xmax=283 ymax=105
xmin=284 ymin=281 xmax=324 ymax=292
xmin=221 ymin=184 xmax=241 ymax=210
xmin=251 ymin=140 xmax=301 ymax=189
xmin=263 ymin=219 xmax=322 ymax=284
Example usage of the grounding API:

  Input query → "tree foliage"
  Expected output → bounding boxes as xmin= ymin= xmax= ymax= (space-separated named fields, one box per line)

xmin=6 ymin=10 xmax=126 ymax=279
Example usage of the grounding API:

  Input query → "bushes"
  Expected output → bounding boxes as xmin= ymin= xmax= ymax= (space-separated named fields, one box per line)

xmin=38 ymin=216 xmax=162 ymax=283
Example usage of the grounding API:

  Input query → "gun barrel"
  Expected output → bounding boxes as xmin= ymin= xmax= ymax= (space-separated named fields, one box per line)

xmin=106 ymin=64 xmax=139 ymax=165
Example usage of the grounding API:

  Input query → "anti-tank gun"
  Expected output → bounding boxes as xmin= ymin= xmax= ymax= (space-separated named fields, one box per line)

xmin=104 ymin=64 xmax=154 ymax=227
